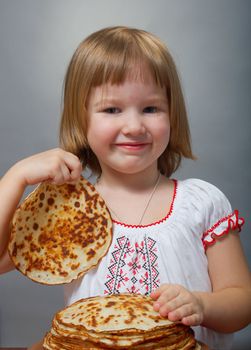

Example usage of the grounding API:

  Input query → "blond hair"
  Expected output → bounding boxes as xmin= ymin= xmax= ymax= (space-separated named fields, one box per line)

xmin=60 ymin=26 xmax=195 ymax=177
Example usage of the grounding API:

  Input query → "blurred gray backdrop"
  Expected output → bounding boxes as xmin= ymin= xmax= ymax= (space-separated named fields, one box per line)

xmin=0 ymin=0 xmax=250 ymax=348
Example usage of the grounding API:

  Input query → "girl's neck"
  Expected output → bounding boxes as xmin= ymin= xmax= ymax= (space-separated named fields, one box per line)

xmin=94 ymin=166 xmax=173 ymax=226
xmin=96 ymin=166 xmax=160 ymax=194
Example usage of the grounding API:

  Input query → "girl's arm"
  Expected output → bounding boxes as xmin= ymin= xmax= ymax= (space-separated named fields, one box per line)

xmin=196 ymin=230 xmax=251 ymax=332
xmin=0 ymin=148 xmax=82 ymax=274
xmin=0 ymin=166 xmax=29 ymax=272
xmin=151 ymin=230 xmax=251 ymax=333
xmin=0 ymin=245 xmax=15 ymax=273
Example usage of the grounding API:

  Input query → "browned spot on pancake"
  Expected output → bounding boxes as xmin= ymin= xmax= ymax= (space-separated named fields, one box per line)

xmin=105 ymin=301 xmax=116 ymax=307
xmin=61 ymin=246 xmax=70 ymax=257
xmin=33 ymin=223 xmax=39 ymax=230
xmin=38 ymin=232 xmax=50 ymax=245
xmin=104 ymin=315 xmax=115 ymax=324
xmin=39 ymin=192 xmax=45 ymax=200
xmin=12 ymin=242 xmax=18 ymax=257
xmin=31 ymin=258 xmax=42 ymax=270
xmin=74 ymin=201 xmax=80 ymax=208
xmin=86 ymin=248 xmax=95 ymax=261
xmin=25 ymin=234 xmax=32 ymax=242
xmin=30 ymin=242 xmax=41 ymax=253
xmin=71 ymin=263 xmax=80 ymax=270
xmin=47 ymin=197 xmax=55 ymax=206
xmin=59 ymin=271 xmax=68 ymax=277
xmin=90 ymin=315 xmax=97 ymax=327
xmin=86 ymin=226 xmax=94 ymax=233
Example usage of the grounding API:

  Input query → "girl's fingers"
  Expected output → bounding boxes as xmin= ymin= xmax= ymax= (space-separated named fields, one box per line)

xmin=152 ymin=284 xmax=203 ymax=326
xmin=49 ymin=164 xmax=70 ymax=185
xmin=60 ymin=163 xmax=73 ymax=183
xmin=151 ymin=286 xmax=168 ymax=310
xmin=151 ymin=284 xmax=177 ymax=300
xmin=63 ymin=152 xmax=82 ymax=180
xmin=151 ymin=288 xmax=164 ymax=299
xmin=156 ymin=286 xmax=180 ymax=305
xmin=46 ymin=150 xmax=82 ymax=185
xmin=158 ymin=295 xmax=187 ymax=316
xmin=166 ymin=303 xmax=193 ymax=321
xmin=182 ymin=313 xmax=202 ymax=326
xmin=152 ymin=286 xmax=180 ymax=312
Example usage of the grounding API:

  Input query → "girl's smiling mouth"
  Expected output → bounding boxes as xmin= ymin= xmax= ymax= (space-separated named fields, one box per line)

xmin=114 ymin=142 xmax=150 ymax=151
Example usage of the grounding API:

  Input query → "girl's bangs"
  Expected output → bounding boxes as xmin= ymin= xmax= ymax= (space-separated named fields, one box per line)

xmin=91 ymin=43 xmax=168 ymax=89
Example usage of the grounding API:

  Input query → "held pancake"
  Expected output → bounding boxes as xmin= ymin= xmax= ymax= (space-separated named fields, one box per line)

xmin=8 ymin=176 xmax=112 ymax=285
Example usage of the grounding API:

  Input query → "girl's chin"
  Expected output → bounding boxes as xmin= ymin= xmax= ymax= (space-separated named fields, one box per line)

xmin=101 ymin=161 xmax=157 ymax=175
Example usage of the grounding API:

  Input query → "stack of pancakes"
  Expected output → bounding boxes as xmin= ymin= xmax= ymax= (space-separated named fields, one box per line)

xmin=43 ymin=293 xmax=201 ymax=350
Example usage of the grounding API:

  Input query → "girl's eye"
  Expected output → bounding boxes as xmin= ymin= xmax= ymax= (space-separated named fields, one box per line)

xmin=103 ymin=107 xmax=120 ymax=114
xmin=143 ymin=106 xmax=158 ymax=113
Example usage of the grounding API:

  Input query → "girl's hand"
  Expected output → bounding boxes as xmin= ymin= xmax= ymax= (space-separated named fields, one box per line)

xmin=0 ymin=148 xmax=82 ymax=264
xmin=11 ymin=148 xmax=82 ymax=187
xmin=150 ymin=284 xmax=204 ymax=326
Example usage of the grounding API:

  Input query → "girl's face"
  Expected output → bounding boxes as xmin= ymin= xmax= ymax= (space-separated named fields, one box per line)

xmin=87 ymin=72 xmax=170 ymax=176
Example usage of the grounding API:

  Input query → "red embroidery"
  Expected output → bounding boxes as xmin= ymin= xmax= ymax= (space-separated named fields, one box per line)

xmin=104 ymin=236 xmax=160 ymax=295
xmin=202 ymin=210 xmax=245 ymax=249
xmin=112 ymin=179 xmax=177 ymax=228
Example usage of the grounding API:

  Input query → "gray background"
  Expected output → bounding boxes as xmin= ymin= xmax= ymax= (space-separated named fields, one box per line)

xmin=0 ymin=0 xmax=250 ymax=348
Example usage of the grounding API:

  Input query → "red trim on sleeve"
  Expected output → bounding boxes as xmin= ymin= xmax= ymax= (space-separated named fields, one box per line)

xmin=202 ymin=210 xmax=245 ymax=250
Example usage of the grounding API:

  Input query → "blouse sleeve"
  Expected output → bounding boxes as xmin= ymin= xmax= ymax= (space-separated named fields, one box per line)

xmin=195 ymin=180 xmax=245 ymax=249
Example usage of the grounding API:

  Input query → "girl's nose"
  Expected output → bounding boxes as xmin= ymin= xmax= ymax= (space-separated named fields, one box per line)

xmin=121 ymin=113 xmax=146 ymax=136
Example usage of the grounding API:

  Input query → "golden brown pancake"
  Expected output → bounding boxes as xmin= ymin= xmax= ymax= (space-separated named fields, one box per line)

xmin=8 ymin=176 xmax=112 ymax=285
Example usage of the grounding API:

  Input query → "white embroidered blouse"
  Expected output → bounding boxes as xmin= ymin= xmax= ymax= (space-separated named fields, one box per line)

xmin=64 ymin=178 xmax=244 ymax=350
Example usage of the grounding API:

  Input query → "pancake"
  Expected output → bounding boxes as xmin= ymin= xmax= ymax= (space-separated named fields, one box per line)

xmin=8 ymin=176 xmax=112 ymax=285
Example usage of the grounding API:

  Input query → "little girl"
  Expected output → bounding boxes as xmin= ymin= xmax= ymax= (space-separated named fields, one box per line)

xmin=0 ymin=26 xmax=250 ymax=350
